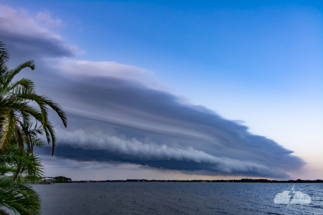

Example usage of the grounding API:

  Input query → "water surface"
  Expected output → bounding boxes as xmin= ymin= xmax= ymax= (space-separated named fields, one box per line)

xmin=33 ymin=182 xmax=323 ymax=215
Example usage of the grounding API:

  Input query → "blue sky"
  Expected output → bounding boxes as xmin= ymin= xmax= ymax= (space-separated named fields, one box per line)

xmin=1 ymin=0 xmax=322 ymax=180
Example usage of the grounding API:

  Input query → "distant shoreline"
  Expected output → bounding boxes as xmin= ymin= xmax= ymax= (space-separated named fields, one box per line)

xmin=69 ymin=179 xmax=323 ymax=183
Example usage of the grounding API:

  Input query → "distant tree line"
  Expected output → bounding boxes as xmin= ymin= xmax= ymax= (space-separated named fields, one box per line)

xmin=72 ymin=179 xmax=323 ymax=183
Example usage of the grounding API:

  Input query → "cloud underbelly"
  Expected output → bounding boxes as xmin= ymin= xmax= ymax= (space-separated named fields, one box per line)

xmin=52 ymin=127 xmax=287 ymax=178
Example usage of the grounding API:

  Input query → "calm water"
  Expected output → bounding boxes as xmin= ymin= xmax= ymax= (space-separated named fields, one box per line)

xmin=33 ymin=182 xmax=323 ymax=215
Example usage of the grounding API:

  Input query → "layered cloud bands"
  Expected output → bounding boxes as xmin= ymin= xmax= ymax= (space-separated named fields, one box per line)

xmin=1 ymin=5 xmax=304 ymax=179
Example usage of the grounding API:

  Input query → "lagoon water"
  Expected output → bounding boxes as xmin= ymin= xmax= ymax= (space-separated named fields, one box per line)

xmin=33 ymin=182 xmax=323 ymax=215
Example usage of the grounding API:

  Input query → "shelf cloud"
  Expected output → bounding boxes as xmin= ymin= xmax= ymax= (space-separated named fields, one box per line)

xmin=1 ymin=5 xmax=305 ymax=179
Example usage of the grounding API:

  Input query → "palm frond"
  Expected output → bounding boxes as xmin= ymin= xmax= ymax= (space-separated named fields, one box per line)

xmin=0 ymin=144 xmax=43 ymax=180
xmin=0 ymin=109 xmax=18 ymax=151
xmin=0 ymin=176 xmax=41 ymax=215
xmin=3 ymin=61 xmax=35 ymax=89
xmin=7 ymin=78 xmax=35 ymax=93
xmin=0 ymin=42 xmax=9 ymax=63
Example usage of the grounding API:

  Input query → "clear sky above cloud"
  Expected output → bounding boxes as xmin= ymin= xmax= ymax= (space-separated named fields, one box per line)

xmin=1 ymin=0 xmax=322 ymax=180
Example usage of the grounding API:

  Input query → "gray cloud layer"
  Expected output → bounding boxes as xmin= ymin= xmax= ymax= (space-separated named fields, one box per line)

xmin=2 ymin=5 xmax=304 ymax=179
xmin=0 ymin=5 xmax=75 ymax=61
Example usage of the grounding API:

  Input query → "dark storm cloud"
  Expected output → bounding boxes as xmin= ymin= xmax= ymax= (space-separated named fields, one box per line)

xmin=2 ymin=5 xmax=304 ymax=179
xmin=36 ymin=145 xmax=290 ymax=178
xmin=39 ymin=76 xmax=303 ymax=179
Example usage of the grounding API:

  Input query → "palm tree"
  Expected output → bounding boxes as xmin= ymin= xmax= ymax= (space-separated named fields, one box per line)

xmin=0 ymin=41 xmax=68 ymax=215
xmin=0 ymin=41 xmax=67 ymax=155
xmin=0 ymin=143 xmax=42 ymax=215
xmin=0 ymin=124 xmax=44 ymax=214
